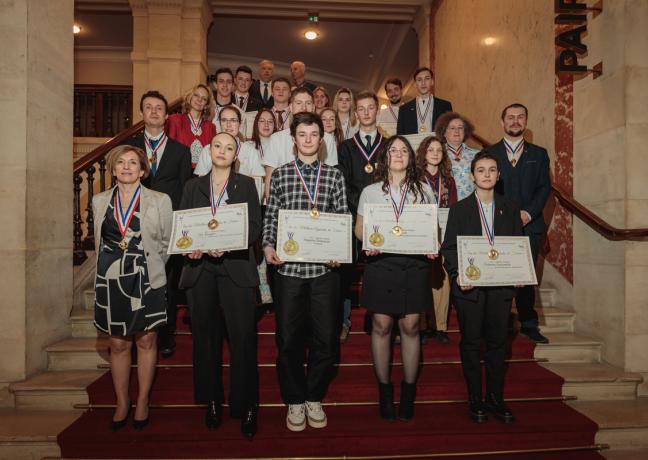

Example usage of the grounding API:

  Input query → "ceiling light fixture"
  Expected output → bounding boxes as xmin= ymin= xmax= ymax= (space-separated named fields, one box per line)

xmin=304 ymin=12 xmax=320 ymax=41
xmin=73 ymin=24 xmax=81 ymax=34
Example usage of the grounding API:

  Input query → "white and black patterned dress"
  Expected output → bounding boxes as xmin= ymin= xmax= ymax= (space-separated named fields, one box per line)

xmin=94 ymin=192 xmax=167 ymax=336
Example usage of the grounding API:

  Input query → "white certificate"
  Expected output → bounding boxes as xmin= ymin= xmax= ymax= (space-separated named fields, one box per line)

xmin=377 ymin=121 xmax=397 ymax=138
xmin=403 ymin=132 xmax=435 ymax=153
xmin=457 ymin=236 xmax=538 ymax=287
xmin=438 ymin=208 xmax=449 ymax=243
xmin=276 ymin=210 xmax=352 ymax=263
xmin=362 ymin=204 xmax=438 ymax=255
xmin=167 ymin=203 xmax=248 ymax=254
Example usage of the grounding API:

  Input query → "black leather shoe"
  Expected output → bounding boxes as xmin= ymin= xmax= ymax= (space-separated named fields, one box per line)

xmin=205 ymin=400 xmax=222 ymax=430
xmin=110 ymin=401 xmax=132 ymax=432
xmin=132 ymin=416 xmax=149 ymax=431
xmin=468 ymin=396 xmax=488 ymax=423
xmin=159 ymin=335 xmax=176 ymax=358
xmin=485 ymin=393 xmax=515 ymax=424
xmin=520 ymin=327 xmax=549 ymax=344
xmin=378 ymin=382 xmax=396 ymax=422
xmin=433 ymin=331 xmax=450 ymax=344
xmin=241 ymin=404 xmax=258 ymax=440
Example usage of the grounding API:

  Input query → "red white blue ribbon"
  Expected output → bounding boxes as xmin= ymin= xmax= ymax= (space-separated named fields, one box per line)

xmin=209 ymin=175 xmax=229 ymax=219
xmin=425 ymin=175 xmax=442 ymax=206
xmin=353 ymin=133 xmax=382 ymax=165
xmin=187 ymin=113 xmax=203 ymax=136
xmin=447 ymin=143 xmax=464 ymax=161
xmin=416 ymin=96 xmax=432 ymax=129
xmin=144 ymin=132 xmax=167 ymax=158
xmin=293 ymin=160 xmax=322 ymax=210
xmin=504 ymin=139 xmax=524 ymax=159
xmin=388 ymin=182 xmax=409 ymax=226
xmin=476 ymin=195 xmax=495 ymax=246
xmin=114 ymin=185 xmax=141 ymax=240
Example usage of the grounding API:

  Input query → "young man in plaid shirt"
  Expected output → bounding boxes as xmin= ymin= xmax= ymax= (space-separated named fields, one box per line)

xmin=263 ymin=112 xmax=349 ymax=432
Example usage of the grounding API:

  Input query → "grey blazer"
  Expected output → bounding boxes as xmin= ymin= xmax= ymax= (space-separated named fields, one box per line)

xmin=93 ymin=185 xmax=173 ymax=289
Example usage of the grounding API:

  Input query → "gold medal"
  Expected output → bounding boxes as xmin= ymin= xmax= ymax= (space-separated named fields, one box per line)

xmin=392 ymin=225 xmax=403 ymax=236
xmin=310 ymin=208 xmax=320 ymax=219
xmin=364 ymin=163 xmax=374 ymax=174
xmin=283 ymin=239 xmax=299 ymax=256
xmin=175 ymin=235 xmax=193 ymax=250
xmin=488 ymin=248 xmax=499 ymax=260
xmin=368 ymin=232 xmax=385 ymax=247
xmin=208 ymin=219 xmax=219 ymax=230
xmin=465 ymin=264 xmax=481 ymax=281
xmin=419 ymin=126 xmax=426 ymax=132
xmin=118 ymin=239 xmax=128 ymax=251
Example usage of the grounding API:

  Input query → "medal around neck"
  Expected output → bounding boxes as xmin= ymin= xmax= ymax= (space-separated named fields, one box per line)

xmin=293 ymin=160 xmax=322 ymax=219
xmin=353 ymin=133 xmax=382 ymax=176
xmin=309 ymin=207 xmax=320 ymax=219
xmin=364 ymin=163 xmax=374 ymax=174
xmin=389 ymin=182 xmax=408 ymax=238
xmin=114 ymin=185 xmax=141 ymax=252
xmin=283 ymin=232 xmax=299 ymax=256
xmin=209 ymin=175 xmax=228 ymax=230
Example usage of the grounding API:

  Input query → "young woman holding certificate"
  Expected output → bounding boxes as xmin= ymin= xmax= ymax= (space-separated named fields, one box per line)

xmin=441 ymin=151 xmax=523 ymax=425
xmin=354 ymin=136 xmax=437 ymax=422
xmin=415 ymin=136 xmax=458 ymax=345
xmin=92 ymin=145 xmax=173 ymax=432
xmin=178 ymin=132 xmax=262 ymax=439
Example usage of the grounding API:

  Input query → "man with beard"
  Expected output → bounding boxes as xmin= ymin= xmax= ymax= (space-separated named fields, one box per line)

xmin=376 ymin=78 xmax=403 ymax=137
xmin=487 ymin=103 xmax=551 ymax=344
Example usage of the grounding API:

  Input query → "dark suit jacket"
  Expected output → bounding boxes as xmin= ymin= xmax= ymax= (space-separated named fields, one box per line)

xmin=441 ymin=192 xmax=523 ymax=302
xmin=121 ymin=132 xmax=192 ymax=210
xmin=178 ymin=172 xmax=261 ymax=289
xmin=233 ymin=93 xmax=264 ymax=113
xmin=337 ymin=133 xmax=383 ymax=217
xmin=396 ymin=96 xmax=452 ymax=135
xmin=487 ymin=140 xmax=551 ymax=234
xmin=250 ymin=80 xmax=274 ymax=109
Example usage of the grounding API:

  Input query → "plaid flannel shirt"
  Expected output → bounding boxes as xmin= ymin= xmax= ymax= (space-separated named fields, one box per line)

xmin=263 ymin=159 xmax=349 ymax=278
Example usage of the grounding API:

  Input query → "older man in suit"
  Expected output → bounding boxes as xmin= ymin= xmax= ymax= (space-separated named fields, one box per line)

xmin=396 ymin=67 xmax=452 ymax=135
xmin=250 ymin=59 xmax=274 ymax=109
xmin=122 ymin=90 xmax=192 ymax=357
xmin=487 ymin=103 xmax=551 ymax=344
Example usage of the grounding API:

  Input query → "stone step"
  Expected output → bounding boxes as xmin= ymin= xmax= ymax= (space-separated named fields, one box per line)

xmin=0 ymin=409 xmax=79 ymax=460
xmin=9 ymin=370 xmax=105 ymax=410
xmin=536 ymin=287 xmax=557 ymax=308
xmin=569 ymin=398 xmax=648 ymax=450
xmin=46 ymin=338 xmax=110 ymax=371
xmin=603 ymin=449 xmax=648 ymax=459
xmin=532 ymin=306 xmax=575 ymax=334
xmin=542 ymin=363 xmax=642 ymax=401
xmin=534 ymin=333 xmax=602 ymax=363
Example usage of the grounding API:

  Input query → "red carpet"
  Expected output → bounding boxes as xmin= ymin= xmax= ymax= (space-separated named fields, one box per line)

xmin=58 ymin=307 xmax=604 ymax=459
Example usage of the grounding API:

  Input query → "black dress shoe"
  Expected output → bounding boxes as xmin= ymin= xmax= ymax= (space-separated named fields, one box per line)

xmin=241 ymin=404 xmax=258 ymax=440
xmin=205 ymin=400 xmax=222 ymax=430
xmin=433 ymin=331 xmax=450 ymax=344
xmin=133 ymin=416 xmax=149 ymax=431
xmin=520 ymin=327 xmax=549 ymax=344
xmin=159 ymin=335 xmax=176 ymax=358
xmin=468 ymin=396 xmax=488 ymax=424
xmin=110 ymin=401 xmax=132 ymax=432
xmin=485 ymin=393 xmax=515 ymax=424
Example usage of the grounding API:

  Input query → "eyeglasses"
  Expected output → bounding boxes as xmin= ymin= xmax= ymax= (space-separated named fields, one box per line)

xmin=388 ymin=148 xmax=408 ymax=156
xmin=220 ymin=118 xmax=239 ymax=124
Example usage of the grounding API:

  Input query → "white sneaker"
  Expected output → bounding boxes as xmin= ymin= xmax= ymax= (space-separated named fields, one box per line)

xmin=305 ymin=400 xmax=327 ymax=428
xmin=286 ymin=403 xmax=306 ymax=432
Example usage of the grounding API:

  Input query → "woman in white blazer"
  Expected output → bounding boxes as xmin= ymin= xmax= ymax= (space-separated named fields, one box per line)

xmin=92 ymin=145 xmax=172 ymax=432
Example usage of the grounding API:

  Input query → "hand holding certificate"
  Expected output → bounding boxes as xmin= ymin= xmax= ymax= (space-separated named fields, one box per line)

xmin=276 ymin=210 xmax=352 ymax=263
xmin=167 ymin=203 xmax=249 ymax=254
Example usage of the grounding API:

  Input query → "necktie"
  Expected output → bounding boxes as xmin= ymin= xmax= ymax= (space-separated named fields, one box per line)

xmin=263 ymin=83 xmax=269 ymax=102
xmin=148 ymin=137 xmax=159 ymax=176
xmin=239 ymin=96 xmax=245 ymax=109
xmin=276 ymin=110 xmax=284 ymax=130
xmin=365 ymin=135 xmax=372 ymax=151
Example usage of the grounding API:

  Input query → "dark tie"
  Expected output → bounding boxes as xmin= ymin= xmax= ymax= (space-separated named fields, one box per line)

xmin=365 ymin=135 xmax=372 ymax=151
xmin=148 ymin=137 xmax=159 ymax=176
xmin=263 ymin=83 xmax=269 ymax=102
xmin=239 ymin=96 xmax=245 ymax=109
xmin=276 ymin=110 xmax=284 ymax=130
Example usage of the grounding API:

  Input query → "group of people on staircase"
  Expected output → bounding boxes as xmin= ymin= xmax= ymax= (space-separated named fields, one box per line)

xmin=92 ymin=59 xmax=551 ymax=440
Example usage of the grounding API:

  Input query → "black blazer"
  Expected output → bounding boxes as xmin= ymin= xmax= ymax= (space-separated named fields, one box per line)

xmin=122 ymin=132 xmax=192 ymax=210
xmin=250 ymin=80 xmax=274 ymax=109
xmin=178 ymin=172 xmax=262 ymax=289
xmin=233 ymin=93 xmax=264 ymax=113
xmin=487 ymin=140 xmax=551 ymax=234
xmin=441 ymin=192 xmax=523 ymax=302
xmin=396 ymin=96 xmax=452 ymax=135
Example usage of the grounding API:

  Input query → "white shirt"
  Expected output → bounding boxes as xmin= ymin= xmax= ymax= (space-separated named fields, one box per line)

xmin=356 ymin=129 xmax=378 ymax=149
xmin=476 ymin=197 xmax=495 ymax=237
xmin=144 ymin=130 xmax=167 ymax=165
xmin=261 ymin=128 xmax=338 ymax=168
xmin=193 ymin=139 xmax=267 ymax=177
xmin=416 ymin=95 xmax=435 ymax=133
xmin=357 ymin=181 xmax=432 ymax=217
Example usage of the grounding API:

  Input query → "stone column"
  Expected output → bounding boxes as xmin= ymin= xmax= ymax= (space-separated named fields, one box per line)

xmin=413 ymin=3 xmax=432 ymax=69
xmin=0 ymin=0 xmax=74 ymax=385
xmin=129 ymin=0 xmax=212 ymax=122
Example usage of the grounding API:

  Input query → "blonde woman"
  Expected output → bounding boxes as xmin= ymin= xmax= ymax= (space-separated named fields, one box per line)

xmin=332 ymin=87 xmax=359 ymax=140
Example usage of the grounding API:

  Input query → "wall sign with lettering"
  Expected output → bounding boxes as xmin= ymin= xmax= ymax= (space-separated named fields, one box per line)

xmin=555 ymin=0 xmax=603 ymax=78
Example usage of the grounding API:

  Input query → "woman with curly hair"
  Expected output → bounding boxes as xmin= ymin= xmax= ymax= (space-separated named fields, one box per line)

xmin=354 ymin=136 xmax=438 ymax=423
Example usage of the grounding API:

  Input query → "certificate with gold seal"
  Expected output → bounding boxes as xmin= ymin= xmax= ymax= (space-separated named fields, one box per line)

xmin=362 ymin=204 xmax=438 ymax=255
xmin=276 ymin=210 xmax=352 ymax=263
xmin=167 ymin=203 xmax=249 ymax=254
xmin=457 ymin=236 xmax=538 ymax=287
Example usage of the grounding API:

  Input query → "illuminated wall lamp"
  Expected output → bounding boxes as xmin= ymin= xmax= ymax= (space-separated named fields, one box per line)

xmin=73 ymin=24 xmax=82 ymax=34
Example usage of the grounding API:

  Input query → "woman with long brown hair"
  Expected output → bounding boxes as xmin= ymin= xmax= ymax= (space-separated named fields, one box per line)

xmin=332 ymin=87 xmax=359 ymax=140
xmin=320 ymin=107 xmax=344 ymax=146
xmin=415 ymin=136 xmax=458 ymax=344
xmin=354 ymin=136 xmax=437 ymax=423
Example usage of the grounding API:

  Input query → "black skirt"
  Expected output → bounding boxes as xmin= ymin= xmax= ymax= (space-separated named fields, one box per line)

xmin=361 ymin=255 xmax=431 ymax=315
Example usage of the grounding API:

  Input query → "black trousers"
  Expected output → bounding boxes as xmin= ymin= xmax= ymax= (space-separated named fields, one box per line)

xmin=454 ymin=288 xmax=513 ymax=398
xmin=275 ymin=271 xmax=340 ymax=404
xmin=186 ymin=263 xmax=258 ymax=416
xmin=159 ymin=255 xmax=183 ymax=339
xmin=516 ymin=230 xmax=540 ymax=327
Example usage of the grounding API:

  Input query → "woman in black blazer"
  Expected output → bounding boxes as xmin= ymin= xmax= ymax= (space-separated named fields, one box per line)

xmin=178 ymin=132 xmax=262 ymax=439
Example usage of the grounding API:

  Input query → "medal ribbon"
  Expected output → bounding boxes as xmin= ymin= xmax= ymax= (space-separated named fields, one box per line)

xmin=288 ymin=231 xmax=294 ymax=240
xmin=504 ymin=139 xmax=524 ymax=161
xmin=352 ymin=133 xmax=382 ymax=164
xmin=144 ymin=132 xmax=167 ymax=158
xmin=293 ymin=160 xmax=322 ymax=210
xmin=373 ymin=225 xmax=380 ymax=234
xmin=114 ymin=185 xmax=141 ymax=240
xmin=209 ymin=175 xmax=229 ymax=219
xmin=388 ymin=105 xmax=398 ymax=122
xmin=476 ymin=196 xmax=495 ymax=247
xmin=447 ymin=143 xmax=464 ymax=162
xmin=416 ymin=96 xmax=432 ymax=129
xmin=188 ymin=113 xmax=203 ymax=136
xmin=425 ymin=175 xmax=442 ymax=206
xmin=388 ymin=182 xmax=409 ymax=226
